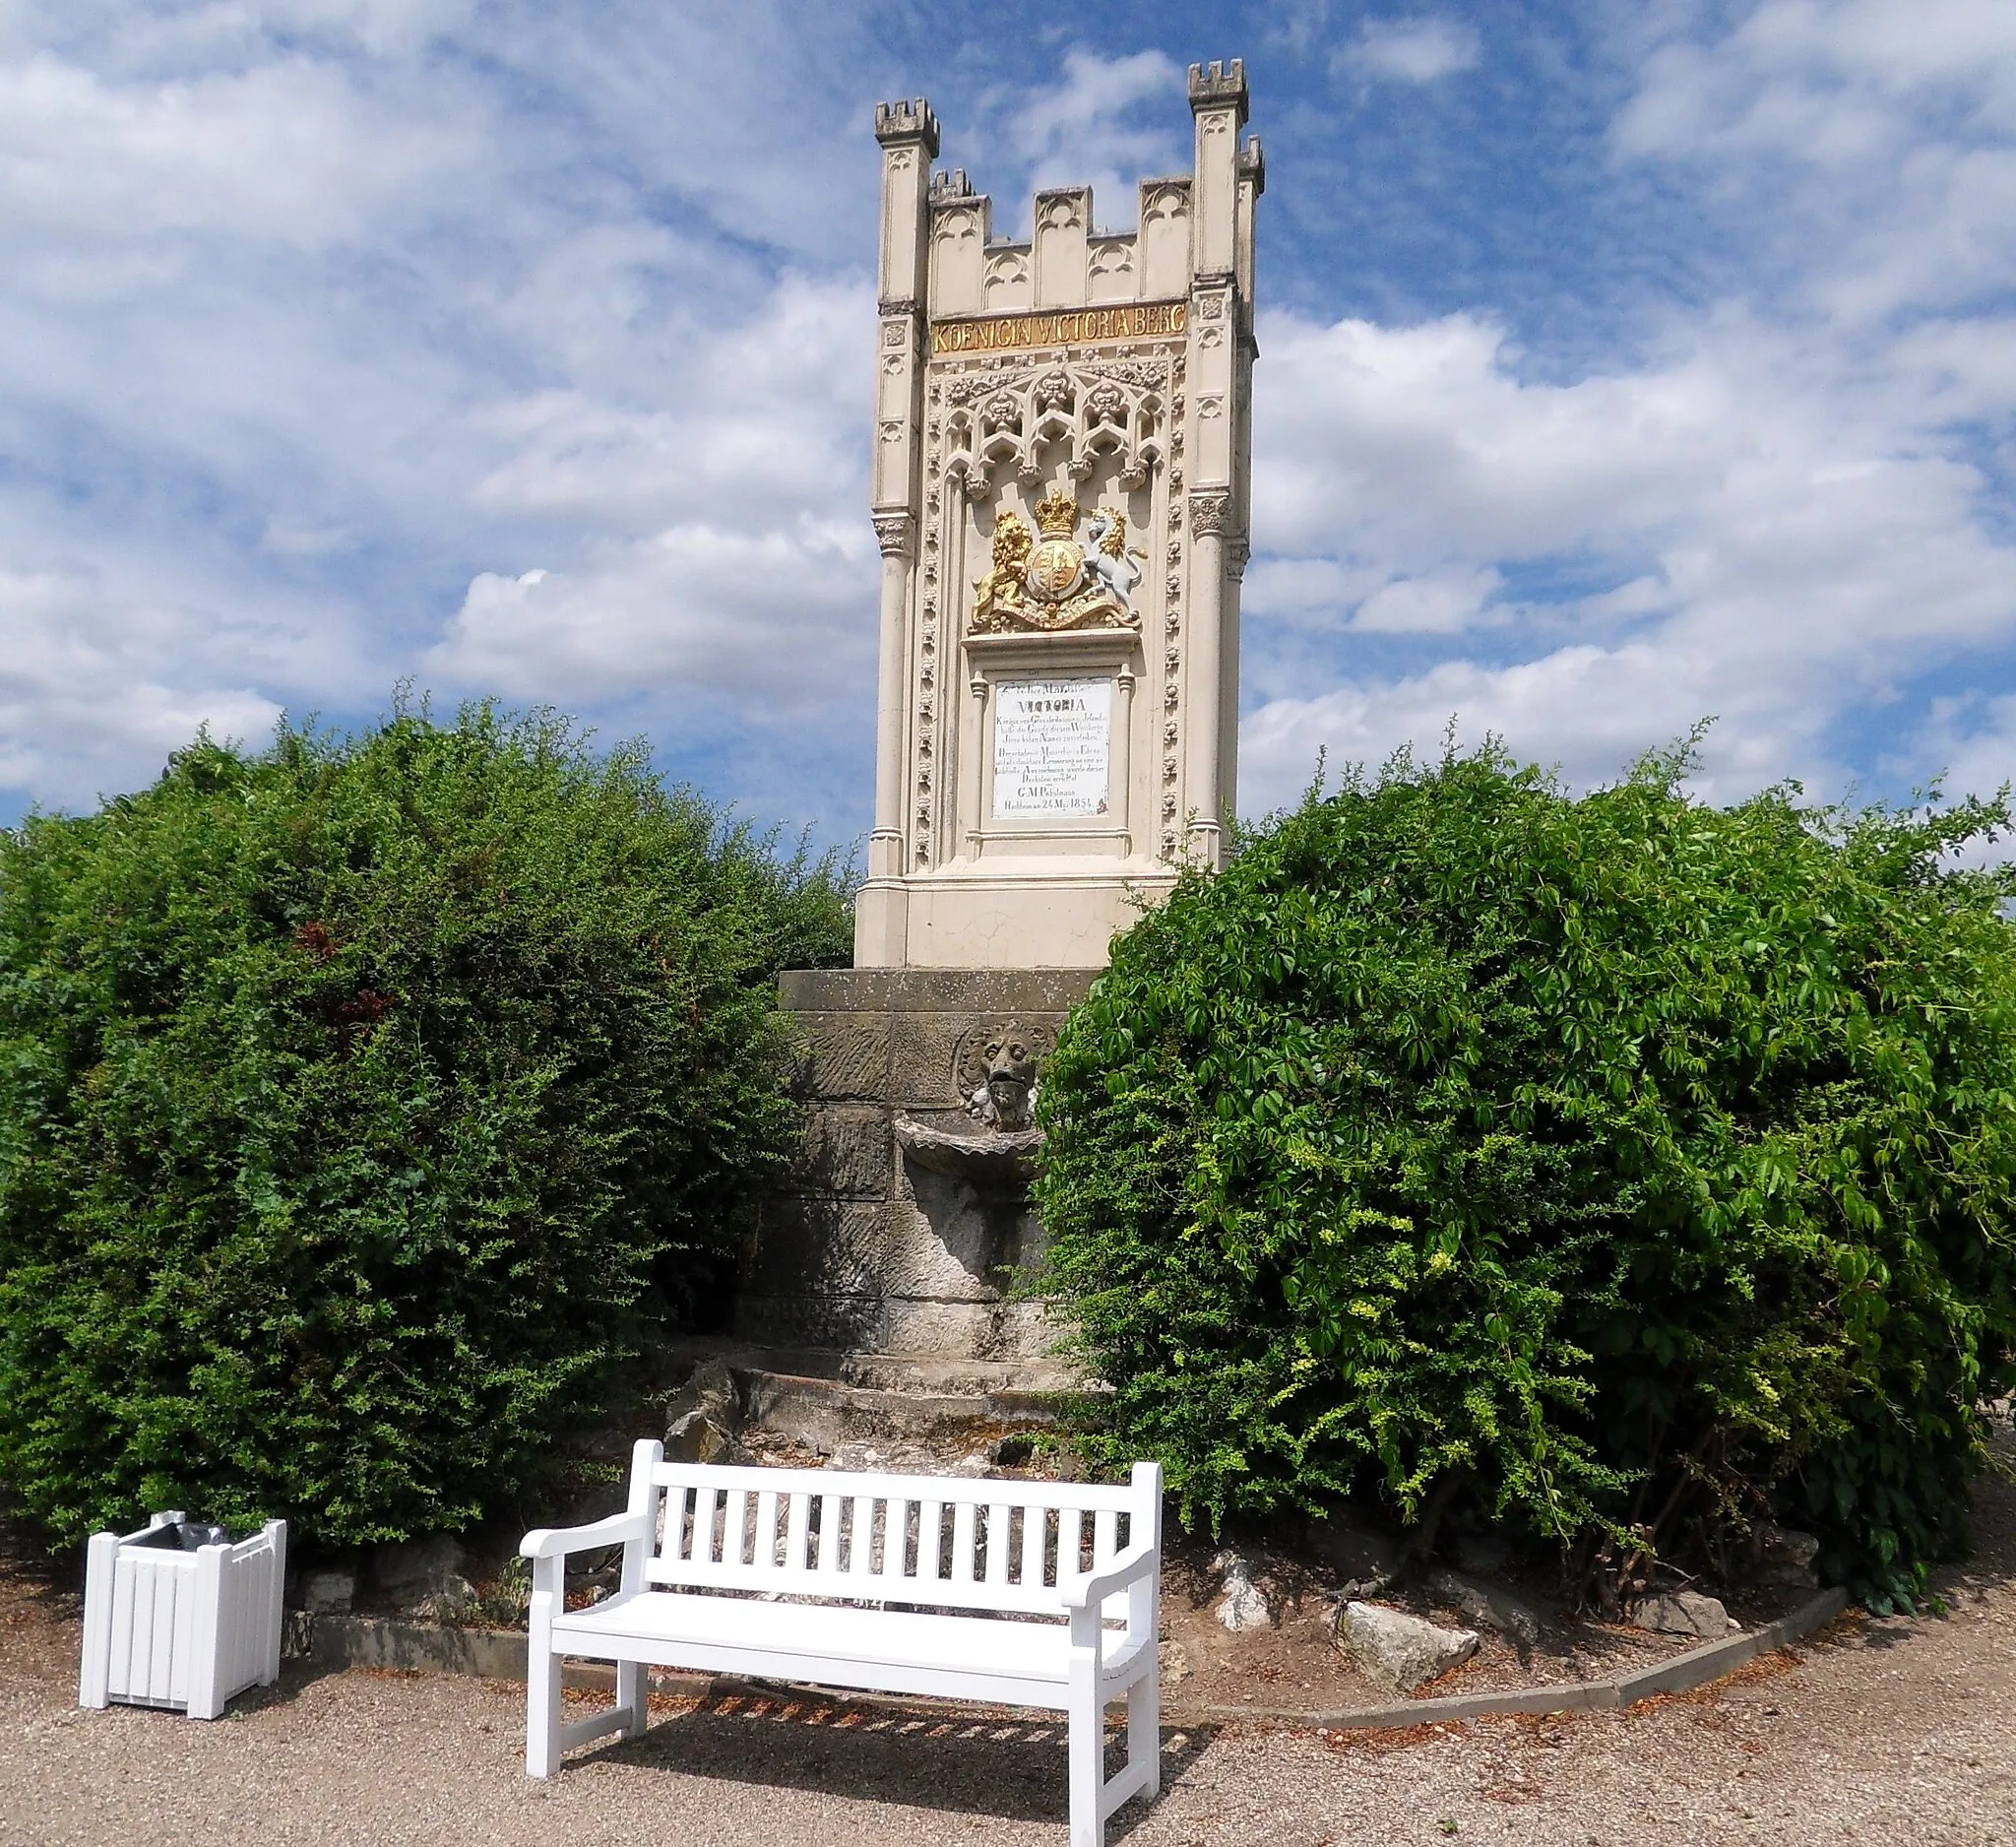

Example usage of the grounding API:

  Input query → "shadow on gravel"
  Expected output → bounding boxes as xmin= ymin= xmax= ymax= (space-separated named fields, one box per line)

xmin=591 ymin=1703 xmax=1213 ymax=1833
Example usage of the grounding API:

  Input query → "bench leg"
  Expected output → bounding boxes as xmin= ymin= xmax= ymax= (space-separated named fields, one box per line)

xmin=526 ymin=1641 xmax=561 ymax=1777
xmin=1067 ymin=1671 xmax=1103 ymax=1847
xmin=1127 ymin=1657 xmax=1160 ymax=1801
xmin=617 ymin=1659 xmax=647 ymax=1740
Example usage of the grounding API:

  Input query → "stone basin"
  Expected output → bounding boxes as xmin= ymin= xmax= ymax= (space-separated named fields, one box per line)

xmin=894 ymin=1113 xmax=1043 ymax=1187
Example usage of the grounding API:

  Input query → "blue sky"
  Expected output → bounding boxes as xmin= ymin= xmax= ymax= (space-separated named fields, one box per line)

xmin=3 ymin=0 xmax=2014 ymax=857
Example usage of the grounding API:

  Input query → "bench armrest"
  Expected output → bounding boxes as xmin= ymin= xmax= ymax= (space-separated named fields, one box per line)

xmin=1062 ymin=1539 xmax=1159 ymax=1611
xmin=520 ymin=1509 xmax=651 ymax=1561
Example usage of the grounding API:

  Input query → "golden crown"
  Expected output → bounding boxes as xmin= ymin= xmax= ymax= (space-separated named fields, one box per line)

xmin=1032 ymin=488 xmax=1079 ymax=538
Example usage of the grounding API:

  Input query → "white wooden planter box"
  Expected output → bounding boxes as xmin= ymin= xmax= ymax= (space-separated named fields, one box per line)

xmin=79 ymin=1511 xmax=287 ymax=1720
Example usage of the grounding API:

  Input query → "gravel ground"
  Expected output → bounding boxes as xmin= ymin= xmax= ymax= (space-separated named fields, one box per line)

xmin=2 ymin=1594 xmax=2011 ymax=1843
xmin=7 ymin=1438 xmax=2016 ymax=1845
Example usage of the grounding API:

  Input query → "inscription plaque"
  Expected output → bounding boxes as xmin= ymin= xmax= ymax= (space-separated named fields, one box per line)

xmin=993 ymin=676 xmax=1112 ymax=820
xmin=930 ymin=301 xmax=1187 ymax=357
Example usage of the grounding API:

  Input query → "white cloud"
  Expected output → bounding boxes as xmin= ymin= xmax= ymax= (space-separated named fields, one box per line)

xmin=466 ymin=275 xmax=872 ymax=531
xmin=0 ymin=565 xmax=288 ymax=809
xmin=0 ymin=54 xmax=472 ymax=254
xmin=1337 ymin=17 xmax=1481 ymax=86
xmin=1240 ymin=638 xmax=1800 ymax=815
xmin=1352 ymin=565 xmax=1503 ymax=634
xmin=0 ymin=6 xmax=888 ymax=814
xmin=1230 ymin=0 xmax=2016 ymax=825
xmin=1617 ymin=2 xmax=2016 ymax=163
xmin=430 ymin=272 xmax=878 ymax=723
xmin=961 ymin=48 xmax=1188 ymax=234
xmin=1616 ymin=1 xmax=2016 ymax=325
xmin=433 ymin=518 xmax=874 ymax=712
xmin=1238 ymin=300 xmax=2016 ymax=812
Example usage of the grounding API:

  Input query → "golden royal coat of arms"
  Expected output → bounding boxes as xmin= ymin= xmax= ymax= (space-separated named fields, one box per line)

xmin=970 ymin=489 xmax=1144 ymax=634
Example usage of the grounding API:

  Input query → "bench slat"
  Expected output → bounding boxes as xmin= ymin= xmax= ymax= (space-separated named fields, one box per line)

xmin=1021 ymin=1503 xmax=1045 ymax=1588
xmin=952 ymin=1500 xmax=976 ymax=1584
xmin=854 ymin=1492 xmax=878 ymax=1580
xmin=985 ymin=1501 xmax=1010 ymax=1586
xmin=881 ymin=1497 xmax=909 ymax=1582
xmin=786 ymin=1491 xmax=809 ymax=1572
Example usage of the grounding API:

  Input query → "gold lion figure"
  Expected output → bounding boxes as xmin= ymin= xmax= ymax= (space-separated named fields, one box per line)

xmin=971 ymin=511 xmax=1033 ymax=632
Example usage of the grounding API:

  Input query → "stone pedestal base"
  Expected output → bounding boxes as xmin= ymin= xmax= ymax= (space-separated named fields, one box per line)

xmin=738 ymin=968 xmax=1094 ymax=1370
xmin=852 ymin=860 xmax=1178 ymax=969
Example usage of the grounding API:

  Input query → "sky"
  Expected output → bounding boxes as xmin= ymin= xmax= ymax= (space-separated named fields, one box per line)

xmin=2 ymin=0 xmax=2013 ymax=857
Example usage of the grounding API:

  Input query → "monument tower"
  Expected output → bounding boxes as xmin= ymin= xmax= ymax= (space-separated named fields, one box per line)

xmin=735 ymin=68 xmax=1260 ymax=1374
xmin=856 ymin=62 xmax=1261 ymax=968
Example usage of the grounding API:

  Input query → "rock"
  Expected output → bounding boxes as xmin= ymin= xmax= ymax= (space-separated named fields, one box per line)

xmin=1755 ymin=1522 xmax=1821 ymax=1589
xmin=300 ymin=1567 xmax=356 ymax=1616
xmin=282 ymin=1609 xmax=316 ymax=1658
xmin=1423 ymin=1567 xmax=1541 ymax=1646
xmin=415 ymin=1575 xmax=478 ymax=1620
xmin=989 ymin=1433 xmax=1037 ymax=1468
xmin=374 ymin=1535 xmax=474 ymax=1617
xmin=1337 ymin=1601 xmax=1480 ymax=1691
xmin=1212 ymin=1550 xmax=1274 ymax=1631
xmin=1157 ymin=1639 xmax=1192 ymax=1688
xmin=1631 ymin=1590 xmax=1732 ymax=1639
xmin=1452 ymin=1534 xmax=1511 ymax=1576
xmin=665 ymin=1359 xmax=744 ymax=1464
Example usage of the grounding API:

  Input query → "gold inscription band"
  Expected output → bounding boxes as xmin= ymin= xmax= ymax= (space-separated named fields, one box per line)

xmin=930 ymin=301 xmax=1188 ymax=357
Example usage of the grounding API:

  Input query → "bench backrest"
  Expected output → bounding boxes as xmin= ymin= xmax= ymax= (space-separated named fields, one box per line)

xmin=625 ymin=1445 xmax=1159 ymax=1621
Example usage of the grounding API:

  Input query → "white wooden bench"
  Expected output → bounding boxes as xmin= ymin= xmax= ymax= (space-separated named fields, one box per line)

xmin=520 ymin=1439 xmax=1163 ymax=1847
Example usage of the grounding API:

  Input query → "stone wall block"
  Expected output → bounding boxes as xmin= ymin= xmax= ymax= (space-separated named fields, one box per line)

xmin=882 ymin=1297 xmax=1054 ymax=1361
xmin=752 ymin=966 xmax=1097 ymax=1366
xmin=781 ymin=969 xmax=1097 ymax=1016
xmin=736 ymin=1293 xmax=888 ymax=1351
xmin=788 ymin=1104 xmax=894 ymax=1197
xmin=886 ymin=1012 xmax=972 ymax=1109
xmin=788 ymin=1013 xmax=893 ymax=1100
xmin=745 ymin=1198 xmax=892 ymax=1299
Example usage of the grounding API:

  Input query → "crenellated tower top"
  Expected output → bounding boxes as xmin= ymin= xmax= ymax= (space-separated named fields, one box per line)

xmin=1187 ymin=58 xmax=1249 ymax=116
xmin=872 ymin=97 xmax=940 ymax=153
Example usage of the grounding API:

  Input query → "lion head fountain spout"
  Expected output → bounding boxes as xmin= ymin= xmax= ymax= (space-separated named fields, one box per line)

xmin=894 ymin=1020 xmax=1051 ymax=1188
xmin=964 ymin=1023 xmax=1040 ymax=1132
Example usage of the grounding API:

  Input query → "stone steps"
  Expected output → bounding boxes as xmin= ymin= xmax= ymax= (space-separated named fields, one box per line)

xmin=657 ymin=1338 xmax=1093 ymax=1470
xmin=660 ymin=1335 xmax=1084 ymax=1400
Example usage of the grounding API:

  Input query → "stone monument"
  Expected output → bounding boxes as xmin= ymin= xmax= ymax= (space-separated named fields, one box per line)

xmin=857 ymin=60 xmax=1260 ymax=966
xmin=735 ymin=65 xmax=1260 ymax=1389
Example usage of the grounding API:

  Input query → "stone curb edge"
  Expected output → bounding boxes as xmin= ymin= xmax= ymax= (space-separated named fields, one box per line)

xmin=1190 ymin=1585 xmax=1852 ymax=1729
xmin=286 ymin=1585 xmax=1850 ymax=1732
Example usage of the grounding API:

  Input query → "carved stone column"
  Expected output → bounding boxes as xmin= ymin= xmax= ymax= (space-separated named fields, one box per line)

xmin=1222 ymin=533 xmax=1249 ymax=825
xmin=856 ymin=513 xmax=915 ymax=966
xmin=1184 ymin=489 xmax=1231 ymax=865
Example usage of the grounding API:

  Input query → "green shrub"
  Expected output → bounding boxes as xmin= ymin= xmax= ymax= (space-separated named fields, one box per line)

xmin=1036 ymin=741 xmax=2016 ymax=1609
xmin=0 ymin=702 xmax=850 ymax=1547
